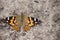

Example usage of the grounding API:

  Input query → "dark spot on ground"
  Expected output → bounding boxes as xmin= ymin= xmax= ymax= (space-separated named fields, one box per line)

xmin=34 ymin=0 xmax=39 ymax=3
xmin=0 ymin=7 xmax=4 ymax=12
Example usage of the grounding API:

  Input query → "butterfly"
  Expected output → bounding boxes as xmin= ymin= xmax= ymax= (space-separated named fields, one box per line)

xmin=0 ymin=14 xmax=42 ymax=32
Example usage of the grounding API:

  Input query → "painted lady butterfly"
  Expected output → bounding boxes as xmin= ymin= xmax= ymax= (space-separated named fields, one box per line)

xmin=0 ymin=14 xmax=42 ymax=32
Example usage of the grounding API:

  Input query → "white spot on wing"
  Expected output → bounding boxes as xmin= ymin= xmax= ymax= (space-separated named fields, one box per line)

xmin=6 ymin=21 xmax=8 ymax=22
xmin=35 ymin=22 xmax=37 ymax=23
xmin=8 ymin=17 xmax=9 ymax=20
xmin=34 ymin=18 xmax=36 ymax=21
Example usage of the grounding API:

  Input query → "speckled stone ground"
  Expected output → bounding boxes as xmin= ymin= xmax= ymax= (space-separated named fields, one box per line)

xmin=0 ymin=0 xmax=60 ymax=40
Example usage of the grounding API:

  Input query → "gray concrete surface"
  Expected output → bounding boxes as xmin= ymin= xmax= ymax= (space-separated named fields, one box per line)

xmin=0 ymin=0 xmax=60 ymax=40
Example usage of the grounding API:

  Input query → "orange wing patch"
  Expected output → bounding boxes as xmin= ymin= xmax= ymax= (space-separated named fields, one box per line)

xmin=23 ymin=17 xmax=35 ymax=31
xmin=23 ymin=25 xmax=31 ymax=32
xmin=9 ymin=16 xmax=20 ymax=31
xmin=28 ymin=17 xmax=34 ymax=27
